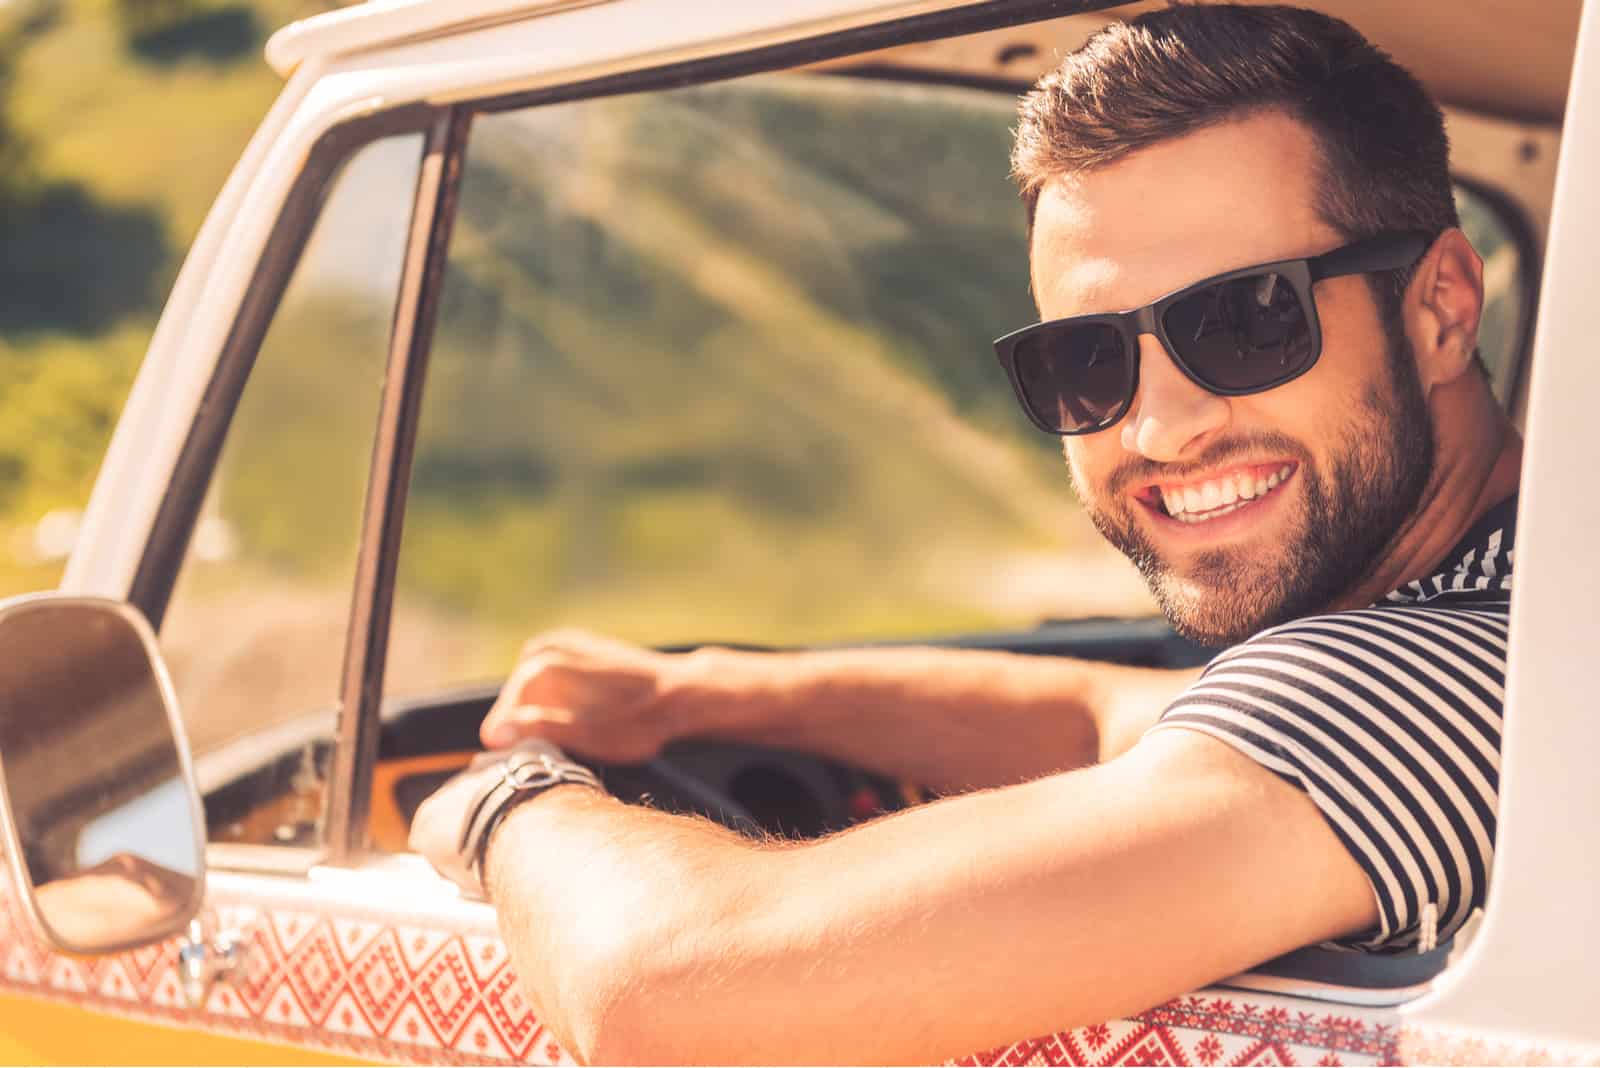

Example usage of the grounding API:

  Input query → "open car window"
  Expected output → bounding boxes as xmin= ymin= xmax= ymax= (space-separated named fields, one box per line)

xmin=383 ymin=73 xmax=1161 ymax=701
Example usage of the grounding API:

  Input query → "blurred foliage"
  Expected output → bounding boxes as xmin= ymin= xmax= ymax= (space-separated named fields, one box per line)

xmin=0 ymin=0 xmax=337 ymax=596
xmin=0 ymin=182 xmax=171 ymax=333
xmin=0 ymin=1 xmax=45 ymax=204
xmin=120 ymin=1 xmax=263 ymax=66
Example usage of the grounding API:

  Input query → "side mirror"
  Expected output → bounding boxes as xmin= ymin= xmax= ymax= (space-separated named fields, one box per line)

xmin=0 ymin=594 xmax=205 ymax=955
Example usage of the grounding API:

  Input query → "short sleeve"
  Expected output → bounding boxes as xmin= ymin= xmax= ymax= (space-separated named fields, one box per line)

xmin=1146 ymin=602 xmax=1506 ymax=952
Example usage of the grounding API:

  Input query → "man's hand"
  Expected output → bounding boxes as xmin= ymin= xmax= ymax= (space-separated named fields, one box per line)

xmin=408 ymin=749 xmax=512 ymax=897
xmin=481 ymin=630 xmax=683 ymax=763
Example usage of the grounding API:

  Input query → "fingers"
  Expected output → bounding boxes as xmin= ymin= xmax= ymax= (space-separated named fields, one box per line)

xmin=482 ymin=650 xmax=580 ymax=745
xmin=480 ymin=628 xmax=668 ymax=760
xmin=482 ymin=704 xmax=579 ymax=749
xmin=516 ymin=627 xmax=611 ymax=662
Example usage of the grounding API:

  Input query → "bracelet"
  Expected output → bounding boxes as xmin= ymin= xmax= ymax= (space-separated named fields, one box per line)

xmin=458 ymin=748 xmax=604 ymax=882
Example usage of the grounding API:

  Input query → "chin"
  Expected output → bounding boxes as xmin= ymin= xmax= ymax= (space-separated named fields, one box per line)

xmin=1149 ymin=566 xmax=1297 ymax=647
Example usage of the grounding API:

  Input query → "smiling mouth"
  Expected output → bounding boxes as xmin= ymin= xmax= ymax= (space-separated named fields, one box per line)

xmin=1144 ymin=462 xmax=1298 ymax=525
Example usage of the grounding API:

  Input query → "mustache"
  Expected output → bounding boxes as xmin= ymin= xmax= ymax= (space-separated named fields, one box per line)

xmin=1103 ymin=432 xmax=1312 ymax=497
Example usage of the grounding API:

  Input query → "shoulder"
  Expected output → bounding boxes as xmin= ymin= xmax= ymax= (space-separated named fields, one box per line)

xmin=1149 ymin=601 xmax=1509 ymax=951
xmin=1159 ymin=602 xmax=1508 ymax=768
xmin=1184 ymin=599 xmax=1509 ymax=707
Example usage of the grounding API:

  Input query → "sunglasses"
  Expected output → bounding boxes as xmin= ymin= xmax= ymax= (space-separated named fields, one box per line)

xmin=992 ymin=231 xmax=1432 ymax=436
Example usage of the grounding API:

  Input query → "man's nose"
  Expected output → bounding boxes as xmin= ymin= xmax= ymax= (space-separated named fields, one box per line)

xmin=1119 ymin=333 xmax=1230 ymax=462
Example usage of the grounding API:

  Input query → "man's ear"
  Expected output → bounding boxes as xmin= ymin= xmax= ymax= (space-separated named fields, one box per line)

xmin=1403 ymin=228 xmax=1485 ymax=393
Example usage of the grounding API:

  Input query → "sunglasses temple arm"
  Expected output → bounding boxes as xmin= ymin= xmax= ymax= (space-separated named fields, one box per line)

xmin=1309 ymin=231 xmax=1433 ymax=281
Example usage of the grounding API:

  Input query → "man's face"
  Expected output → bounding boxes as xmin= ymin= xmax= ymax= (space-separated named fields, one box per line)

xmin=1030 ymin=112 xmax=1433 ymax=645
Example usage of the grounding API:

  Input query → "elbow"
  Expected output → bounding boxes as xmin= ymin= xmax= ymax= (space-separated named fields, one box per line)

xmin=571 ymin=936 xmax=726 ymax=1066
xmin=566 ymin=908 xmax=771 ymax=1066
xmin=537 ymin=844 xmax=783 ymax=1064
xmin=578 ymin=996 xmax=659 ymax=1068
xmin=540 ymin=909 xmax=708 ymax=1066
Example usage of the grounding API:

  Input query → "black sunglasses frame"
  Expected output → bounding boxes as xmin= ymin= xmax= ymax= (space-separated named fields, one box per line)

xmin=992 ymin=231 xmax=1434 ymax=436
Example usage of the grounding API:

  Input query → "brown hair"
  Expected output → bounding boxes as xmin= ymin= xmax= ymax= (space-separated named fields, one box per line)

xmin=1012 ymin=4 xmax=1458 ymax=317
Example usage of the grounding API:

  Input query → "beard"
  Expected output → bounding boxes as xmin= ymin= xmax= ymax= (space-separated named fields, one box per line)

xmin=1076 ymin=339 xmax=1435 ymax=646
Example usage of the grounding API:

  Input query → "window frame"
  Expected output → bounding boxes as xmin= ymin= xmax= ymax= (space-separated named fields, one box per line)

xmin=131 ymin=105 xmax=445 ymax=867
xmin=322 ymin=109 xmax=472 ymax=862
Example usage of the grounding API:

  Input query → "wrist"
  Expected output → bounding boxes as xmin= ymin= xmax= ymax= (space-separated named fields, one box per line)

xmin=464 ymin=746 xmax=603 ymax=886
xmin=480 ymin=781 xmax=608 ymax=889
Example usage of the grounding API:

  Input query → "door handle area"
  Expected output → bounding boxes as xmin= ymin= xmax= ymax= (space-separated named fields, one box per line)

xmin=177 ymin=918 xmax=248 ymax=1008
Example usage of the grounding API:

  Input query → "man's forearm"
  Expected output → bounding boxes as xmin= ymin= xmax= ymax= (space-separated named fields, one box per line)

xmin=660 ymin=645 xmax=1198 ymax=792
xmin=478 ymin=729 xmax=1357 ymax=1066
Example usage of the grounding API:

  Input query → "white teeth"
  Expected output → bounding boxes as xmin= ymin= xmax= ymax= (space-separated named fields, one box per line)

xmin=1159 ymin=465 xmax=1297 ymax=524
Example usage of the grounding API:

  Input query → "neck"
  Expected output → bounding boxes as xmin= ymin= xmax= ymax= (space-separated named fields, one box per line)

xmin=1330 ymin=381 xmax=1522 ymax=612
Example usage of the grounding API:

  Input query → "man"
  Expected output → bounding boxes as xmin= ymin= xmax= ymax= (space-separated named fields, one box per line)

xmin=412 ymin=5 xmax=1520 ymax=1063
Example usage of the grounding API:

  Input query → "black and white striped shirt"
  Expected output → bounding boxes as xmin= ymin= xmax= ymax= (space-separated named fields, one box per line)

xmin=1149 ymin=496 xmax=1516 ymax=952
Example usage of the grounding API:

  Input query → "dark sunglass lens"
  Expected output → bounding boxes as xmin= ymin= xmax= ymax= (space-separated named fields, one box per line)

xmin=1161 ymin=271 xmax=1314 ymax=391
xmin=1013 ymin=322 xmax=1130 ymax=432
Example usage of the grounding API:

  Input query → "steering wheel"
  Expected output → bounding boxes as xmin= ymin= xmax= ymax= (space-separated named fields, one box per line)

xmin=620 ymin=755 xmax=763 ymax=834
xmin=379 ymin=739 xmax=903 ymax=851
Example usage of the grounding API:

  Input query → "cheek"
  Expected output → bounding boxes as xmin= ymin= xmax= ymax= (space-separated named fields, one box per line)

xmin=1310 ymin=281 xmax=1393 ymax=394
xmin=1063 ymin=438 xmax=1110 ymax=503
xmin=1232 ymin=294 xmax=1385 ymax=450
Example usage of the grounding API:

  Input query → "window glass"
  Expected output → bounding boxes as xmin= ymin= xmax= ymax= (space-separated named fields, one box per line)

xmin=160 ymin=133 xmax=423 ymax=846
xmin=1454 ymin=183 xmax=1529 ymax=403
xmin=385 ymin=75 xmax=1157 ymax=699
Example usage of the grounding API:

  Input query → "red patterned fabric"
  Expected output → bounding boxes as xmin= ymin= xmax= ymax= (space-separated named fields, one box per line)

xmin=0 ymin=887 xmax=569 ymax=1065
xmin=952 ymin=996 xmax=1399 ymax=1067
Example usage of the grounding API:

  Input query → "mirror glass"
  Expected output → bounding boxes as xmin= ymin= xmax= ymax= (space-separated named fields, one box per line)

xmin=0 ymin=596 xmax=203 ymax=954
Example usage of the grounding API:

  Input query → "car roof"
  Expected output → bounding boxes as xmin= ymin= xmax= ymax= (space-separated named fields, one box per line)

xmin=266 ymin=0 xmax=1579 ymax=125
xmin=830 ymin=0 xmax=1580 ymax=125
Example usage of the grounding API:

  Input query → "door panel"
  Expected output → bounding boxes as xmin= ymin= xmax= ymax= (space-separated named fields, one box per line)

xmin=1 ymin=870 xmax=1408 ymax=1065
xmin=960 ymin=997 xmax=1401 ymax=1066
xmin=0 ymin=871 xmax=572 ymax=1065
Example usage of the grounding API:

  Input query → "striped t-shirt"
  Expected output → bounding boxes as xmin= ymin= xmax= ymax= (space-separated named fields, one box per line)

xmin=1150 ymin=496 xmax=1516 ymax=952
